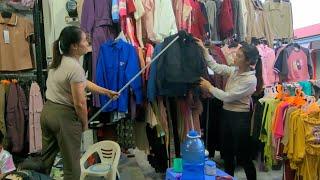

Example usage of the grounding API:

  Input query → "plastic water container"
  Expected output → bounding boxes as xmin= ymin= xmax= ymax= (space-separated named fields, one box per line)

xmin=181 ymin=130 xmax=205 ymax=180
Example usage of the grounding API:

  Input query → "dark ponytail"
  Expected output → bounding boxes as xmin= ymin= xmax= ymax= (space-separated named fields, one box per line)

xmin=50 ymin=26 xmax=83 ymax=69
xmin=240 ymin=42 xmax=263 ymax=94
xmin=51 ymin=40 xmax=63 ymax=69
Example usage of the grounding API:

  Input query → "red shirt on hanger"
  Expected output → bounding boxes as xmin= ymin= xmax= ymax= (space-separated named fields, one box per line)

xmin=190 ymin=0 xmax=207 ymax=40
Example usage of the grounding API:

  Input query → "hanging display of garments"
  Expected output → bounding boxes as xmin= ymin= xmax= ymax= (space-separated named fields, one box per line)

xmin=153 ymin=0 xmax=177 ymax=42
xmin=205 ymin=0 xmax=219 ymax=40
xmin=0 ymin=13 xmax=34 ymax=71
xmin=245 ymin=0 xmax=273 ymax=47
xmin=6 ymin=83 xmax=28 ymax=153
xmin=96 ymin=39 xmax=143 ymax=112
xmin=28 ymin=82 xmax=43 ymax=154
xmin=81 ymin=0 xmax=119 ymax=107
xmin=263 ymin=0 xmax=294 ymax=39
xmin=274 ymin=44 xmax=313 ymax=82
xmin=256 ymin=44 xmax=278 ymax=86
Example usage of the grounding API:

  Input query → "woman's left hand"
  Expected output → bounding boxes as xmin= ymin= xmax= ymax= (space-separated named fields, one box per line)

xmin=199 ymin=77 xmax=214 ymax=93
xmin=106 ymin=90 xmax=120 ymax=100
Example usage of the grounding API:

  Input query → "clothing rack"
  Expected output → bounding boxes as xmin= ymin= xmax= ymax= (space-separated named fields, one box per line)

xmin=88 ymin=35 xmax=180 ymax=124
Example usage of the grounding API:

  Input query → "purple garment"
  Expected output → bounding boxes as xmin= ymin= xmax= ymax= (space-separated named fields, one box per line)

xmin=81 ymin=0 xmax=119 ymax=107
xmin=6 ymin=83 xmax=28 ymax=153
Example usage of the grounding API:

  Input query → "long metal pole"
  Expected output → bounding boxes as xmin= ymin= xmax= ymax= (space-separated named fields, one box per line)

xmin=88 ymin=36 xmax=180 ymax=124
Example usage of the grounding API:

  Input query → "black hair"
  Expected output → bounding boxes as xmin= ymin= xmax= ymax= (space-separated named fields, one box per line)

xmin=240 ymin=42 xmax=261 ymax=66
xmin=0 ymin=130 xmax=3 ymax=145
xmin=240 ymin=42 xmax=263 ymax=94
xmin=51 ymin=26 xmax=83 ymax=69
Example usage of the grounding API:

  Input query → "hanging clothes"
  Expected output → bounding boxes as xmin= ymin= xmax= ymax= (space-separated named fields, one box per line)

xmin=209 ymin=45 xmax=228 ymax=90
xmin=189 ymin=0 xmax=207 ymax=40
xmin=198 ymin=1 xmax=210 ymax=39
xmin=205 ymin=0 xmax=219 ymax=40
xmin=116 ymin=118 xmax=135 ymax=149
xmin=141 ymin=0 xmax=155 ymax=41
xmin=145 ymin=44 xmax=154 ymax=80
xmin=219 ymin=0 xmax=234 ymax=39
xmin=273 ymin=44 xmax=313 ymax=82
xmin=156 ymin=31 xmax=206 ymax=97
xmin=153 ymin=0 xmax=178 ymax=42
xmin=221 ymin=44 xmax=241 ymax=66
xmin=245 ymin=0 xmax=273 ymax=47
xmin=133 ymin=0 xmax=145 ymax=47
xmin=0 ymin=84 xmax=6 ymax=147
xmin=147 ymin=43 xmax=162 ymax=102
xmin=28 ymin=82 xmax=43 ymax=154
xmin=232 ymin=0 xmax=245 ymax=41
xmin=263 ymin=0 xmax=293 ymax=39
xmin=172 ymin=0 xmax=191 ymax=32
xmin=256 ymin=44 xmax=278 ymax=86
xmin=0 ymin=13 xmax=34 ymax=71
xmin=96 ymin=39 xmax=143 ymax=112
xmin=6 ymin=83 xmax=28 ymax=153
xmin=81 ymin=0 xmax=119 ymax=107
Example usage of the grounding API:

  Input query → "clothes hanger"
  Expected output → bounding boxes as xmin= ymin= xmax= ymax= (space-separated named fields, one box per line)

xmin=114 ymin=31 xmax=128 ymax=43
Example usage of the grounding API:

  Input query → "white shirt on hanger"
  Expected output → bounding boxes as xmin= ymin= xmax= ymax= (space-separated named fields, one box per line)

xmin=153 ymin=0 xmax=177 ymax=43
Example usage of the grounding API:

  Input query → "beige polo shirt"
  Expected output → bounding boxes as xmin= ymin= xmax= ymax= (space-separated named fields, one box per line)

xmin=245 ymin=0 xmax=273 ymax=47
xmin=0 ymin=14 xmax=34 ymax=71
xmin=263 ymin=1 xmax=293 ymax=39
xmin=206 ymin=54 xmax=257 ymax=112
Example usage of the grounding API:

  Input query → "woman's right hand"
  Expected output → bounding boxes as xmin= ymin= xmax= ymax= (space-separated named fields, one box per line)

xmin=199 ymin=77 xmax=214 ymax=94
xmin=194 ymin=38 xmax=209 ymax=55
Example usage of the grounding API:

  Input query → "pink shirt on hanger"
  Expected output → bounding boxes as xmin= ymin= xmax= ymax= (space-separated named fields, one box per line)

xmin=257 ymin=44 xmax=279 ymax=86
xmin=287 ymin=49 xmax=311 ymax=82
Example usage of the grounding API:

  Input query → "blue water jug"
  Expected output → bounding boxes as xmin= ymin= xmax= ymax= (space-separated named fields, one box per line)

xmin=181 ymin=130 xmax=205 ymax=180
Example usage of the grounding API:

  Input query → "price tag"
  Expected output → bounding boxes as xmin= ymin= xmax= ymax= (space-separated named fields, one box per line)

xmin=3 ymin=30 xmax=10 ymax=44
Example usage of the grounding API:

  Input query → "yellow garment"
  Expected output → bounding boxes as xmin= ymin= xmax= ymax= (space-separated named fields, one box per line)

xmin=285 ymin=110 xmax=303 ymax=169
xmin=299 ymin=154 xmax=320 ymax=180
xmin=284 ymin=110 xmax=320 ymax=179
xmin=304 ymin=112 xmax=320 ymax=156
xmin=297 ymin=111 xmax=320 ymax=179
xmin=281 ymin=107 xmax=297 ymax=147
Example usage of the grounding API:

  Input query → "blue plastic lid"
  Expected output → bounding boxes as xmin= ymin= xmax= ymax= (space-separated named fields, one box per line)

xmin=188 ymin=130 xmax=199 ymax=137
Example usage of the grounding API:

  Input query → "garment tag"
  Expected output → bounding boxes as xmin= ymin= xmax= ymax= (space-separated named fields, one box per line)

xmin=3 ymin=30 xmax=10 ymax=44
xmin=207 ymin=67 xmax=214 ymax=75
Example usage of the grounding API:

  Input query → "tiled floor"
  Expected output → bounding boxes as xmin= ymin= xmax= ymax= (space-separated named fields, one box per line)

xmin=118 ymin=149 xmax=283 ymax=180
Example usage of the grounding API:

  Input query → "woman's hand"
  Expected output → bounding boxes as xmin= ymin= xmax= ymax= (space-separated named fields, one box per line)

xmin=199 ymin=77 xmax=214 ymax=94
xmin=194 ymin=38 xmax=209 ymax=55
xmin=105 ymin=90 xmax=120 ymax=100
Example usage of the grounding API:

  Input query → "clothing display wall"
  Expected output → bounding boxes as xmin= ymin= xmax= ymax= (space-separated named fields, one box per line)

xmin=68 ymin=0 xmax=313 ymax=176
xmin=0 ymin=80 xmax=43 ymax=154
xmin=252 ymin=83 xmax=320 ymax=179
xmin=274 ymin=43 xmax=313 ymax=82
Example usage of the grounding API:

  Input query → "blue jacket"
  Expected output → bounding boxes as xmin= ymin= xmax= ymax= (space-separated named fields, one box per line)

xmin=147 ymin=44 xmax=162 ymax=102
xmin=96 ymin=39 xmax=143 ymax=112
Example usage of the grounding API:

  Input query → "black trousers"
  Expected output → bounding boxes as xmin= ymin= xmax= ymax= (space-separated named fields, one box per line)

xmin=220 ymin=109 xmax=257 ymax=180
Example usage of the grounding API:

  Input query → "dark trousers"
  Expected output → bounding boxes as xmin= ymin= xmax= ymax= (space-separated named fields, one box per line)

xmin=40 ymin=101 xmax=82 ymax=180
xmin=220 ymin=109 xmax=257 ymax=180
